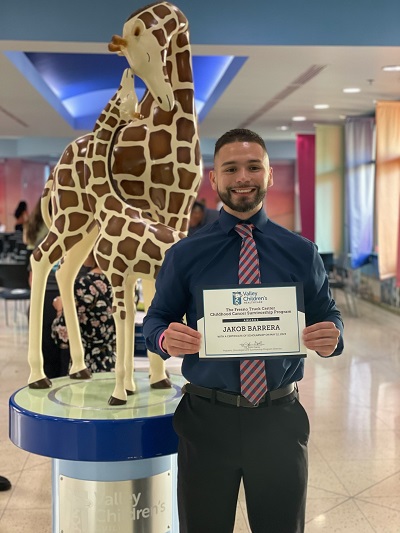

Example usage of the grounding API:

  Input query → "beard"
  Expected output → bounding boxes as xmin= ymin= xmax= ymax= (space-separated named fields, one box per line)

xmin=217 ymin=186 xmax=266 ymax=213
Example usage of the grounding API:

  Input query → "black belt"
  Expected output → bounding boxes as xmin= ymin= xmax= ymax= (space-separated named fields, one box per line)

xmin=181 ymin=382 xmax=297 ymax=408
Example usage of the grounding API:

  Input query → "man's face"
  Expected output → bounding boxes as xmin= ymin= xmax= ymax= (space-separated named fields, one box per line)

xmin=209 ymin=141 xmax=273 ymax=218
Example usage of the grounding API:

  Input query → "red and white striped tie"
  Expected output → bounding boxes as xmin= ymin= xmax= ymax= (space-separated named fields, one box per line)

xmin=235 ymin=223 xmax=267 ymax=405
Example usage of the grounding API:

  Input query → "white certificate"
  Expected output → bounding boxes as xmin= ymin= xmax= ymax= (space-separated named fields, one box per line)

xmin=197 ymin=284 xmax=307 ymax=358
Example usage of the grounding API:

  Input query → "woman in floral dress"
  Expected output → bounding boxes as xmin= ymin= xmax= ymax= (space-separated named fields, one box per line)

xmin=51 ymin=252 xmax=116 ymax=372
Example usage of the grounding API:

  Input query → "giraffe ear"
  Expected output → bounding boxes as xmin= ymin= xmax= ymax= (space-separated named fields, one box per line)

xmin=131 ymin=19 xmax=146 ymax=38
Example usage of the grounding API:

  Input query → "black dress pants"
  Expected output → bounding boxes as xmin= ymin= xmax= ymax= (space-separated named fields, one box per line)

xmin=173 ymin=392 xmax=309 ymax=533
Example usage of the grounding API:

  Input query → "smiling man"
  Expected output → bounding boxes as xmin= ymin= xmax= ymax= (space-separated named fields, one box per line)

xmin=143 ymin=128 xmax=344 ymax=533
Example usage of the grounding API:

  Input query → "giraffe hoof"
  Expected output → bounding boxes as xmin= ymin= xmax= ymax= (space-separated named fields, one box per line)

xmin=151 ymin=378 xmax=172 ymax=389
xmin=28 ymin=377 xmax=52 ymax=389
xmin=69 ymin=368 xmax=92 ymax=380
xmin=108 ymin=396 xmax=127 ymax=406
xmin=126 ymin=389 xmax=135 ymax=396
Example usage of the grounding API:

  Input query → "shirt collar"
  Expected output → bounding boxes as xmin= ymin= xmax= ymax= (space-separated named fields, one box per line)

xmin=219 ymin=207 xmax=269 ymax=235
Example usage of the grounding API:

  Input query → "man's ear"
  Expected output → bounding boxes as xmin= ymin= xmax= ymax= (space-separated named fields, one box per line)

xmin=209 ymin=169 xmax=217 ymax=191
xmin=268 ymin=167 xmax=274 ymax=188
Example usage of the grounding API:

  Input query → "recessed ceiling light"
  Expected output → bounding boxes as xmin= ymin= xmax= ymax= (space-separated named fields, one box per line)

xmin=276 ymin=126 xmax=289 ymax=131
xmin=292 ymin=116 xmax=306 ymax=121
xmin=314 ymin=104 xmax=330 ymax=110
xmin=382 ymin=65 xmax=400 ymax=72
xmin=343 ymin=88 xmax=361 ymax=93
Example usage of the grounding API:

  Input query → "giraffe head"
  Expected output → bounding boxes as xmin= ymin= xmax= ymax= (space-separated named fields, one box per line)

xmin=108 ymin=2 xmax=188 ymax=112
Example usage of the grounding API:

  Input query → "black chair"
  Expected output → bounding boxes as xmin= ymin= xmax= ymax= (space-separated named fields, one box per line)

xmin=328 ymin=254 xmax=359 ymax=317
xmin=0 ymin=260 xmax=30 ymax=326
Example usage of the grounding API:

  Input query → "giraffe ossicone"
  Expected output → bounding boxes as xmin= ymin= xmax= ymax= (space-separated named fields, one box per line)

xmin=27 ymin=2 xmax=202 ymax=405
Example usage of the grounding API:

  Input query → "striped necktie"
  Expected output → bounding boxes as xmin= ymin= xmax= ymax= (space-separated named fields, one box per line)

xmin=235 ymin=223 xmax=267 ymax=405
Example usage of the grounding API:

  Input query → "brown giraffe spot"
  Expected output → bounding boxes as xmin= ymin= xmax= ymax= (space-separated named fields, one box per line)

xmin=93 ymin=161 xmax=107 ymax=179
xmin=154 ymin=106 xmax=175 ymax=127
xmin=140 ymin=11 xmax=157 ymax=29
xmin=126 ymin=197 xmax=151 ymax=211
xmin=83 ymin=192 xmax=95 ymax=212
xmin=142 ymin=238 xmax=162 ymax=260
xmin=87 ymin=220 xmax=97 ymax=232
xmin=154 ymin=4 xmax=171 ymax=19
xmin=149 ymin=130 xmax=172 ymax=159
xmin=92 ymin=183 xmax=110 ymax=197
xmin=153 ymin=28 xmax=167 ymax=47
xmin=168 ymin=216 xmax=179 ymax=228
xmin=95 ymin=141 xmax=109 ymax=156
xmin=35 ymin=232 xmax=58 ymax=256
xmin=108 ymin=216 xmax=126 ymax=237
xmin=118 ymin=238 xmax=140 ymax=260
xmin=100 ymin=211 xmax=107 ymax=221
xmin=169 ymin=191 xmax=185 ymax=214
xmin=104 ymin=115 xmax=118 ymax=130
xmin=97 ymin=256 xmax=110 ymax=272
xmin=176 ymin=31 xmax=189 ymax=49
xmin=151 ymin=224 xmax=177 ymax=244
xmin=77 ymin=161 xmax=86 ymax=189
xmin=68 ymin=213 xmax=90 ymax=232
xmin=176 ymin=117 xmax=195 ymax=143
xmin=154 ymin=265 xmax=162 ymax=277
xmin=113 ymin=256 xmax=128 ymax=274
xmin=104 ymin=197 xmax=123 ymax=213
xmin=49 ymin=245 xmax=63 ymax=264
xmin=176 ymin=51 xmax=192 ymax=83
xmin=177 ymin=147 xmax=191 ymax=164
xmin=65 ymin=234 xmax=83 ymax=250
xmin=76 ymin=135 xmax=92 ymax=157
xmin=98 ymin=238 xmax=113 ymax=257
xmin=54 ymin=214 xmax=66 ymax=233
xmin=138 ymin=92 xmax=153 ymax=118
xmin=111 ymin=273 xmax=124 ymax=288
xmin=60 ymin=191 xmax=79 ymax=210
xmin=58 ymin=169 xmax=75 ymax=187
xmin=114 ymin=290 xmax=124 ymax=299
xmin=87 ymin=141 xmax=94 ymax=159
xmin=122 ymin=124 xmax=148 ymax=142
xmin=112 ymin=145 xmax=146 ymax=177
xmin=195 ymin=139 xmax=201 ymax=165
xmin=151 ymin=162 xmax=174 ymax=186
xmin=180 ymin=219 xmax=189 ymax=233
xmin=175 ymin=89 xmax=194 ymax=114
xmin=135 ymin=260 xmax=151 ymax=275
xmin=178 ymin=168 xmax=198 ymax=190
xmin=127 ymin=221 xmax=145 ymax=237
xmin=149 ymin=187 xmax=166 ymax=209
xmin=119 ymin=180 xmax=145 ymax=197
xmin=164 ymin=17 xmax=177 ymax=35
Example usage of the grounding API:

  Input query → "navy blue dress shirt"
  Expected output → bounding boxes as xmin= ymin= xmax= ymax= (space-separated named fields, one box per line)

xmin=143 ymin=207 xmax=344 ymax=393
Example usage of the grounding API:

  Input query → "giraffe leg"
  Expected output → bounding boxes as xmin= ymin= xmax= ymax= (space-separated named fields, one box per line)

xmin=123 ymin=276 xmax=136 ymax=395
xmin=28 ymin=243 xmax=62 ymax=387
xmin=141 ymin=278 xmax=172 ymax=389
xmin=56 ymin=229 xmax=98 ymax=379
xmin=109 ymin=300 xmax=128 ymax=405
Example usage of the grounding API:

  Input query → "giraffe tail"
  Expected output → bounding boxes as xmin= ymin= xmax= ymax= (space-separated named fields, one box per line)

xmin=41 ymin=171 xmax=54 ymax=229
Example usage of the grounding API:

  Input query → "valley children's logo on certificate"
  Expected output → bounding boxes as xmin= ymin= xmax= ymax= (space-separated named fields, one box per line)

xmin=197 ymin=283 xmax=307 ymax=359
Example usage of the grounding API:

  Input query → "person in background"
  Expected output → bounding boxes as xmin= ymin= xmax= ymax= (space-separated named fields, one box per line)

xmin=143 ymin=128 xmax=344 ymax=533
xmin=188 ymin=200 xmax=220 ymax=236
xmin=24 ymin=198 xmax=70 ymax=378
xmin=52 ymin=251 xmax=116 ymax=373
xmin=14 ymin=201 xmax=29 ymax=231
xmin=0 ymin=476 xmax=11 ymax=491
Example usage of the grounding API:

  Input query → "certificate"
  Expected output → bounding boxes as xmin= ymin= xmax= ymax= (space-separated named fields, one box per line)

xmin=197 ymin=283 xmax=307 ymax=359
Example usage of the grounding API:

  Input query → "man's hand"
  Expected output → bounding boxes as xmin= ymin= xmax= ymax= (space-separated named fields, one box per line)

xmin=302 ymin=322 xmax=340 ymax=357
xmin=162 ymin=322 xmax=202 ymax=357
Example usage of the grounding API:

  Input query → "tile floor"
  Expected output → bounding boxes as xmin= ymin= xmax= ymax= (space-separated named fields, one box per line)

xmin=0 ymin=294 xmax=400 ymax=532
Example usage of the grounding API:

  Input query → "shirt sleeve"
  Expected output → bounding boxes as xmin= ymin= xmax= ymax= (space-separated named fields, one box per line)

xmin=143 ymin=246 xmax=188 ymax=360
xmin=304 ymin=244 xmax=344 ymax=357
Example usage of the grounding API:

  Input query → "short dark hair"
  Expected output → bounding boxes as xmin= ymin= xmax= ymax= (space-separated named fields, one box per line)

xmin=214 ymin=129 xmax=266 ymax=159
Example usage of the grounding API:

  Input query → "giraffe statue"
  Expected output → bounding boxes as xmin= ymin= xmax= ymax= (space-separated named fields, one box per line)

xmin=28 ymin=2 xmax=202 ymax=399
xmin=27 ymin=68 xmax=145 ymax=389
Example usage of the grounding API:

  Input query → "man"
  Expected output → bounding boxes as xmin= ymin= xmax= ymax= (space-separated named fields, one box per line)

xmin=143 ymin=129 xmax=344 ymax=533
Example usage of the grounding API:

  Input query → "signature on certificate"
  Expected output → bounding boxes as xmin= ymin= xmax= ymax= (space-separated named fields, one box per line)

xmin=239 ymin=341 xmax=264 ymax=351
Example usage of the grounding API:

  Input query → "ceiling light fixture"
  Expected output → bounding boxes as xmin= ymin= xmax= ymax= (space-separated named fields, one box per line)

xmin=292 ymin=116 xmax=306 ymax=121
xmin=382 ymin=65 xmax=400 ymax=72
xmin=276 ymin=126 xmax=289 ymax=131
xmin=314 ymin=104 xmax=329 ymax=109
xmin=343 ymin=87 xmax=361 ymax=93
